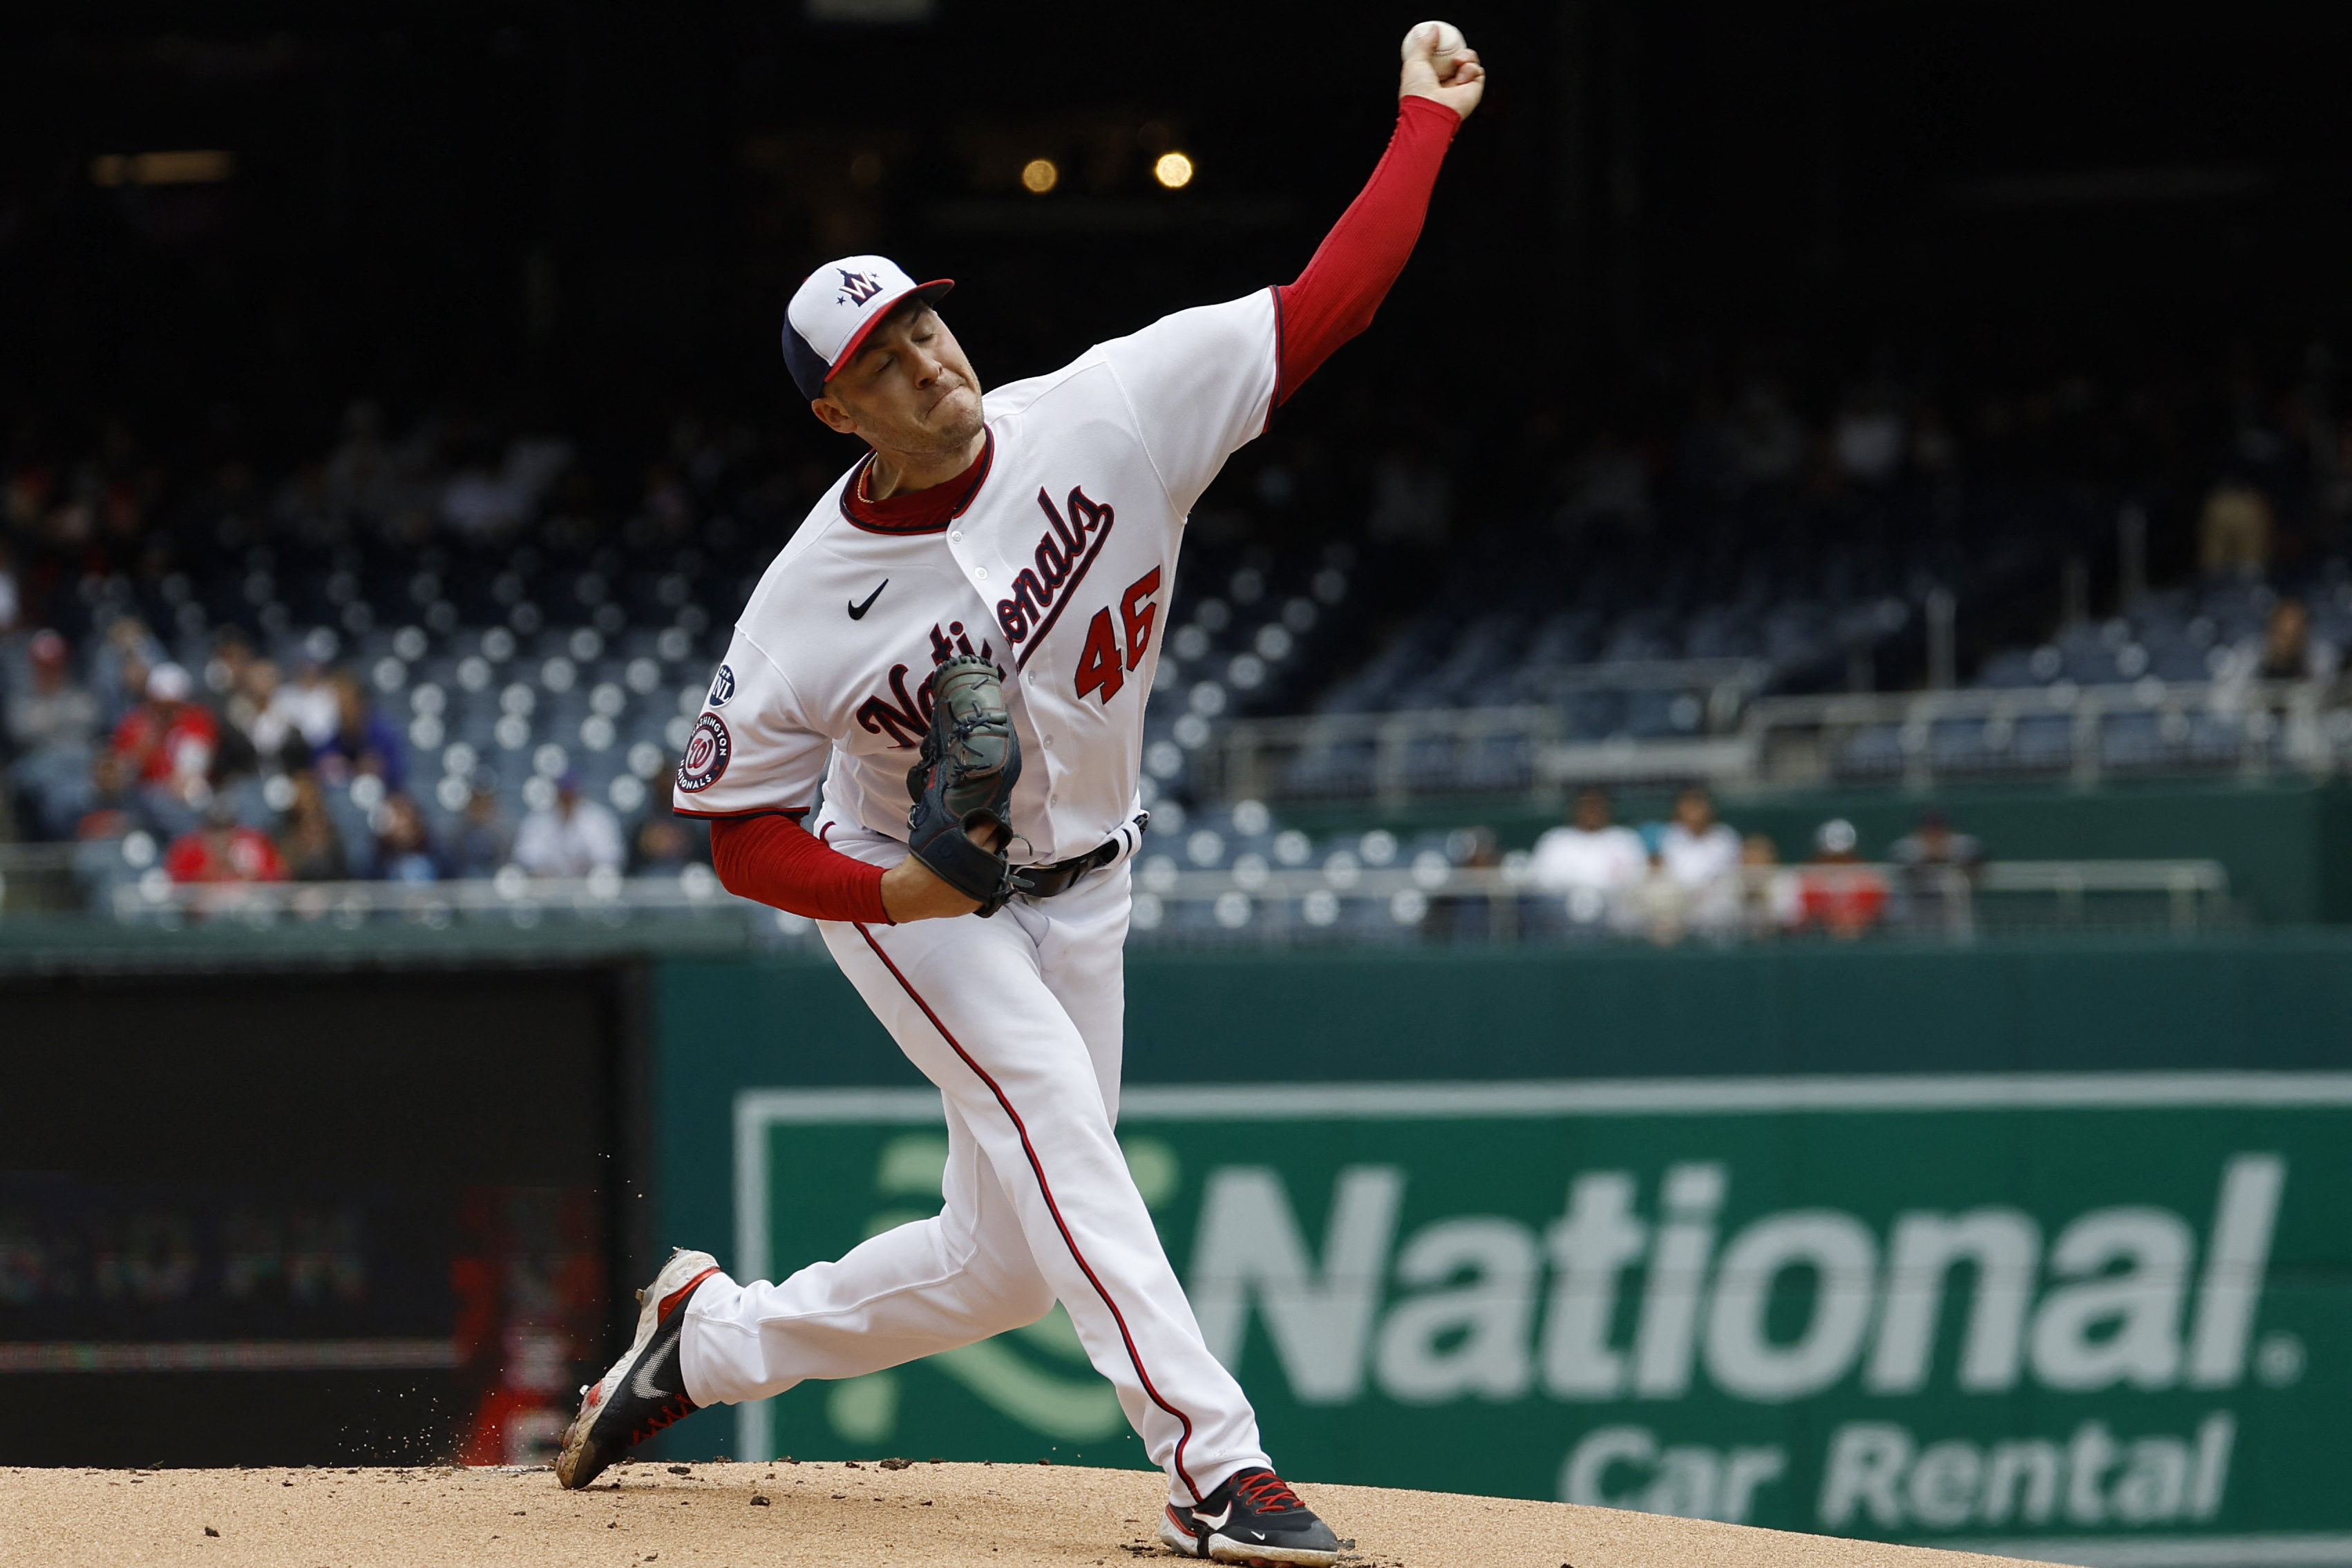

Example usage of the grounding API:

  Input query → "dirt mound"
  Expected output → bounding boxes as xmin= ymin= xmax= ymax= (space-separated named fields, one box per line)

xmin=0 ymin=1459 xmax=2063 ymax=1567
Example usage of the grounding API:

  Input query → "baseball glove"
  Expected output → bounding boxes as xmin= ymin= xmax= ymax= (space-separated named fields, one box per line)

xmin=904 ymin=654 xmax=1029 ymax=917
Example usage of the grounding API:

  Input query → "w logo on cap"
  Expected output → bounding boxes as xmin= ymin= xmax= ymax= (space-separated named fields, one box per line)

xmin=784 ymin=255 xmax=955 ymax=401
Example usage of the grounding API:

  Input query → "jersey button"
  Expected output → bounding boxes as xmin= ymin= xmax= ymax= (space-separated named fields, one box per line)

xmin=974 ymin=566 xmax=988 ymax=581
xmin=949 ymin=530 xmax=962 ymax=542
xmin=1041 ymin=735 xmax=1053 ymax=748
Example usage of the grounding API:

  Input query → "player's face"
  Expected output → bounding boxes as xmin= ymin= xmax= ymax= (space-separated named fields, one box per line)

xmin=815 ymin=303 xmax=985 ymax=457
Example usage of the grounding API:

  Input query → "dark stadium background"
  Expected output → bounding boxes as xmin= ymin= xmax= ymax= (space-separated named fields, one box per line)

xmin=8 ymin=3 xmax=2349 ymax=539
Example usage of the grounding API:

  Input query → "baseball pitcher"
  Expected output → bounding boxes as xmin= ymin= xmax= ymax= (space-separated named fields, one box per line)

xmin=556 ymin=23 xmax=1485 ymax=1565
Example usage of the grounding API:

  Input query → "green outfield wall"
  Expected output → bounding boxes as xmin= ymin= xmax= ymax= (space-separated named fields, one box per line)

xmin=653 ymin=938 xmax=2352 ymax=1560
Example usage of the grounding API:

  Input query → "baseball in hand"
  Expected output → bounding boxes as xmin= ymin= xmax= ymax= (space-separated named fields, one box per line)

xmin=1397 ymin=17 xmax=1484 ymax=118
xmin=1403 ymin=20 xmax=1468 ymax=69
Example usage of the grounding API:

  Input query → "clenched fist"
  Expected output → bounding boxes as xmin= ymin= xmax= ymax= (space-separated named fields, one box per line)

xmin=1399 ymin=20 xmax=1486 ymax=120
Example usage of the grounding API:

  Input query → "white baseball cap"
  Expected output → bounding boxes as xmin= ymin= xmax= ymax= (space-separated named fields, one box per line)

xmin=148 ymin=662 xmax=194 ymax=702
xmin=781 ymin=255 xmax=954 ymax=400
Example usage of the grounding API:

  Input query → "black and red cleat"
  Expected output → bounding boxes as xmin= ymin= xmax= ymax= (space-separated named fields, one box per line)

xmin=554 ymin=1247 xmax=721 ymax=1490
xmin=1157 ymin=1468 xmax=1341 ymax=1565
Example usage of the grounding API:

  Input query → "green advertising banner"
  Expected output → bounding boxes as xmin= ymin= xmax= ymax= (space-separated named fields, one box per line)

xmin=725 ymin=1074 xmax=2352 ymax=1564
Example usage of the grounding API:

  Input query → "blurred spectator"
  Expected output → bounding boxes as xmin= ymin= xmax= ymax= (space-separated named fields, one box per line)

xmin=441 ymin=433 xmax=571 ymax=541
xmin=441 ymin=452 xmax=528 ymax=539
xmin=1738 ymin=832 xmax=1801 ymax=937
xmin=1794 ymin=819 xmax=1888 ymax=939
xmin=514 ymin=772 xmax=623 ymax=878
xmin=1428 ymin=825 xmax=1500 ymax=942
xmin=229 ymin=658 xmax=303 ymax=767
xmin=10 ymin=631 xmax=99 ymax=752
xmin=203 ymin=629 xmax=254 ymax=704
xmin=1832 ymin=385 xmax=1906 ymax=486
xmin=278 ymin=771 xmax=350 ymax=881
xmin=1891 ymin=808 xmax=1983 ymax=938
xmin=2259 ymin=597 xmax=2335 ymax=680
xmin=1529 ymin=787 xmax=1647 ymax=928
xmin=312 ymin=669 xmax=406 ymax=789
xmin=374 ymin=792 xmax=444 ymax=883
xmin=1617 ymin=832 xmax=1692 ymax=946
xmin=75 ymin=752 xmax=140 ymax=841
xmin=0 ymin=541 xmax=18 ymax=634
xmin=8 ymin=630 xmax=100 ymax=838
xmin=112 ymin=663 xmax=217 ymax=832
xmin=273 ymin=659 xmax=343 ymax=753
xmin=164 ymin=803 xmax=287 ymax=884
xmin=1660 ymin=785 xmax=1743 ymax=930
xmin=2199 ymin=479 xmax=2274 ymax=580
xmin=91 ymin=618 xmax=165 ymax=727
xmin=630 ymin=814 xmax=705 ymax=875
xmin=449 ymin=776 xmax=513 ymax=877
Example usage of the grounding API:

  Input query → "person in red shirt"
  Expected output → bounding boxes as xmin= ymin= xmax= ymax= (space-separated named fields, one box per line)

xmin=1795 ymin=818 xmax=1888 ymax=939
xmin=111 ymin=662 xmax=218 ymax=793
xmin=164 ymin=806 xmax=289 ymax=885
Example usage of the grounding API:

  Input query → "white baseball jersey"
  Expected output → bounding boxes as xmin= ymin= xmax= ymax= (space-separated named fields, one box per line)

xmin=672 ymin=290 xmax=1277 ymax=863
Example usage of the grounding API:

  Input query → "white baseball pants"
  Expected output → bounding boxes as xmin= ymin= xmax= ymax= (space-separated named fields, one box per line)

xmin=676 ymin=826 xmax=1269 ymax=1504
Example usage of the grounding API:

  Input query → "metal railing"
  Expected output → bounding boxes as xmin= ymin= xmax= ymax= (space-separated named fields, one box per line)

xmin=1204 ymin=660 xmax=1771 ymax=807
xmin=49 ymin=857 xmax=2230 ymax=945
xmin=1199 ymin=671 xmax=2351 ymax=801
xmin=1747 ymin=676 xmax=2343 ymax=788
xmin=1125 ymin=857 xmax=2230 ymax=941
xmin=100 ymin=865 xmax=757 ymax=930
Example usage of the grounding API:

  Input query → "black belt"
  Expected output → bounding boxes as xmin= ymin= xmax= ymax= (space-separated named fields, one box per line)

xmin=1017 ymin=811 xmax=1150 ymax=899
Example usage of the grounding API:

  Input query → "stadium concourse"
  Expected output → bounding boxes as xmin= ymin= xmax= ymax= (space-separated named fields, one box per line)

xmin=0 ymin=1460 xmax=2067 ymax=1568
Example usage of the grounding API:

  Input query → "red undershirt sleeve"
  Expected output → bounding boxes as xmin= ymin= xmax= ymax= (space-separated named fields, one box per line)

xmin=710 ymin=812 xmax=893 ymax=925
xmin=1273 ymin=95 xmax=1461 ymax=405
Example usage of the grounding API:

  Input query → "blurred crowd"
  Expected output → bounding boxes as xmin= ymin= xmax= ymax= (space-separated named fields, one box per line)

xmin=3 ymin=617 xmax=705 ymax=889
xmin=1521 ymin=785 xmax=1982 ymax=945
xmin=1 ymin=327 xmax=2344 ymax=889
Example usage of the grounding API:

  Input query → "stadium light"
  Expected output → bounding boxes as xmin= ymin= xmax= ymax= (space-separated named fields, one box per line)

xmin=1021 ymin=158 xmax=1059 ymax=195
xmin=1153 ymin=152 xmax=1195 ymax=190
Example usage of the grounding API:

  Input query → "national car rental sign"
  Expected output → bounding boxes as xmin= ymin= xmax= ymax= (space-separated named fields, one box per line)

xmin=729 ymin=1075 xmax=2351 ymax=1561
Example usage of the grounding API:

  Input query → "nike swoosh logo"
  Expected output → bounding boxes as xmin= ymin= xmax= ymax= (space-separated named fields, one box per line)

xmin=848 ymin=580 xmax=888 ymax=620
xmin=629 ymin=1355 xmax=674 ymax=1403
xmin=1191 ymin=1504 xmax=1233 ymax=1529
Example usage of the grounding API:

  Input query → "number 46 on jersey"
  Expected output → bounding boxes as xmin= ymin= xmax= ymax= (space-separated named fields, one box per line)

xmin=1074 ymin=567 xmax=1161 ymax=706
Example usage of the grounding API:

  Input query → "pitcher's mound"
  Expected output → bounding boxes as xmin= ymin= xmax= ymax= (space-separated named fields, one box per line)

xmin=0 ymin=1459 xmax=2066 ymax=1567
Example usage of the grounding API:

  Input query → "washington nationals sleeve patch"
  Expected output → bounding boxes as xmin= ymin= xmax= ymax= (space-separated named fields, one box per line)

xmin=676 ymin=711 xmax=732 ymax=792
